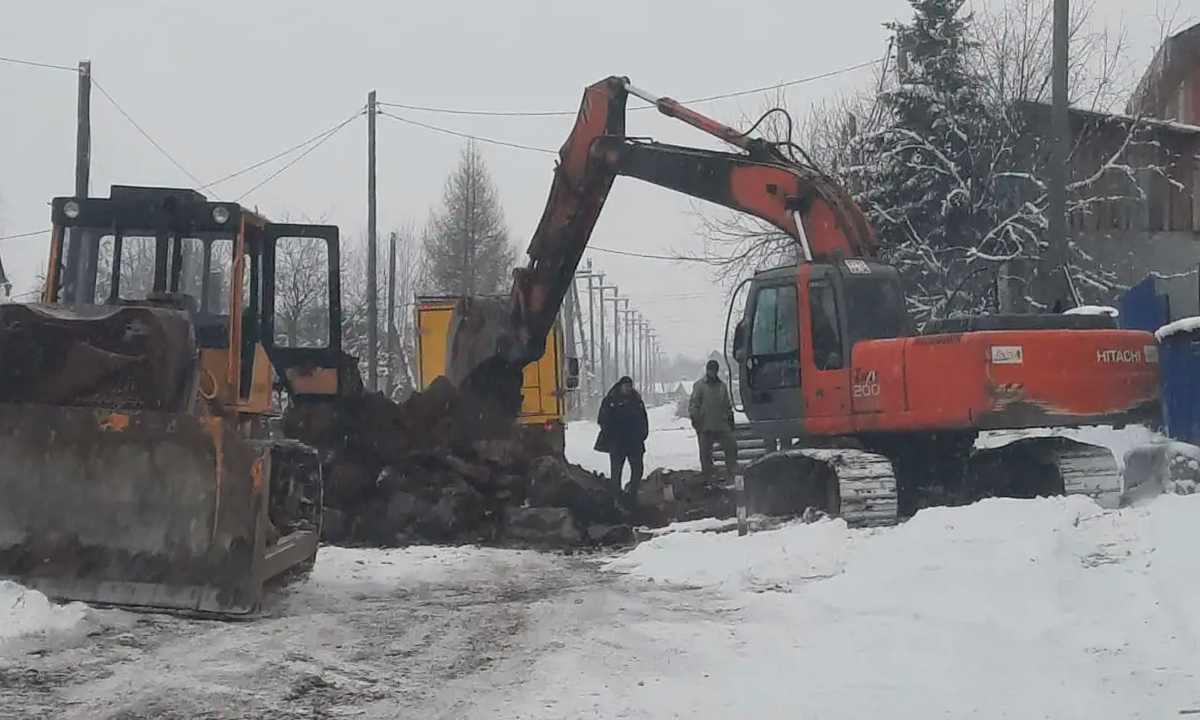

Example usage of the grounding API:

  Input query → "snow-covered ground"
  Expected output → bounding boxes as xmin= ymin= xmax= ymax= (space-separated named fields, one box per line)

xmin=0 ymin=581 xmax=90 ymax=644
xmin=5 ymin=414 xmax=1199 ymax=718
xmin=591 ymin=494 xmax=1200 ymax=718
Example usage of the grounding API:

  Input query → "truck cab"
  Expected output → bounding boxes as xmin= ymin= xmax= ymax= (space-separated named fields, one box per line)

xmin=415 ymin=295 xmax=580 ymax=455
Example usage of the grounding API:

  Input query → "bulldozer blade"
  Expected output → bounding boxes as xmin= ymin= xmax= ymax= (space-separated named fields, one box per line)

xmin=968 ymin=435 xmax=1123 ymax=509
xmin=0 ymin=403 xmax=272 ymax=616
xmin=744 ymin=448 xmax=899 ymax=527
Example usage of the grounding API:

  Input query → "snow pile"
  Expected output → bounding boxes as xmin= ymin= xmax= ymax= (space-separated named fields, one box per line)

xmin=595 ymin=495 xmax=1200 ymax=717
xmin=1064 ymin=304 xmax=1118 ymax=318
xmin=1155 ymin=315 xmax=1200 ymax=342
xmin=608 ymin=517 xmax=858 ymax=592
xmin=0 ymin=580 xmax=89 ymax=642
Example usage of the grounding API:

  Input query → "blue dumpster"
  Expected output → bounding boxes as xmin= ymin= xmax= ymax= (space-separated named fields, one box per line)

xmin=1120 ymin=275 xmax=1170 ymax=332
xmin=1155 ymin=318 xmax=1200 ymax=445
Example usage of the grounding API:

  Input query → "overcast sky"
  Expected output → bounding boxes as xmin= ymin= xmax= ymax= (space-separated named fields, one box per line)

xmin=0 ymin=0 xmax=1183 ymax=359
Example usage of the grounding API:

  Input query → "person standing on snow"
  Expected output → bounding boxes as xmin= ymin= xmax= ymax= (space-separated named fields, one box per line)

xmin=689 ymin=360 xmax=739 ymax=478
xmin=594 ymin=376 xmax=649 ymax=503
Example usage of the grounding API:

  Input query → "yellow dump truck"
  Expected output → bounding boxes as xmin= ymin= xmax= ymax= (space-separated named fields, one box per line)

xmin=415 ymin=295 xmax=579 ymax=454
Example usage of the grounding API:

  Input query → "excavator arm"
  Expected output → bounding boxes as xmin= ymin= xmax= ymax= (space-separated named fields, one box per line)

xmin=446 ymin=75 xmax=876 ymax=410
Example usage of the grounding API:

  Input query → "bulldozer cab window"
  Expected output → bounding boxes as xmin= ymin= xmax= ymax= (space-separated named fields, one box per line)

xmin=271 ymin=235 xmax=331 ymax=349
xmin=72 ymin=230 xmax=234 ymax=315
xmin=808 ymin=279 xmax=844 ymax=370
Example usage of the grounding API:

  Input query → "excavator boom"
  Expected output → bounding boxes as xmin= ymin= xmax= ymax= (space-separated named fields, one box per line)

xmin=447 ymin=75 xmax=875 ymax=400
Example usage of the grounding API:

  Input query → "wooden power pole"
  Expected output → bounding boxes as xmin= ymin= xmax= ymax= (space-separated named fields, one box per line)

xmin=1048 ymin=0 xmax=1071 ymax=307
xmin=386 ymin=229 xmax=398 ymax=397
xmin=66 ymin=60 xmax=92 ymax=304
xmin=75 ymin=61 xmax=91 ymax=202
xmin=366 ymin=90 xmax=378 ymax=390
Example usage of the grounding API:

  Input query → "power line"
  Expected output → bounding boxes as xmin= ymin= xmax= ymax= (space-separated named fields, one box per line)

xmin=378 ymin=111 xmax=557 ymax=154
xmin=235 ymin=110 xmax=362 ymax=202
xmin=0 ymin=55 xmax=76 ymax=72
xmin=0 ymin=228 xmax=51 ymax=243
xmin=92 ymin=78 xmax=209 ymax=193
xmin=586 ymin=245 xmax=716 ymax=262
xmin=201 ymin=107 xmax=366 ymax=192
xmin=376 ymin=59 xmax=882 ymax=118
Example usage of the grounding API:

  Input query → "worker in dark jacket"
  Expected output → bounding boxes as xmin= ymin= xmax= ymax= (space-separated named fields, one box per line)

xmin=594 ymin=376 xmax=649 ymax=502
xmin=689 ymin=360 xmax=739 ymax=478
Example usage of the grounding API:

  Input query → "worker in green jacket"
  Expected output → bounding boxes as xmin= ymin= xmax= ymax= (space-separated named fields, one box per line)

xmin=689 ymin=360 xmax=739 ymax=478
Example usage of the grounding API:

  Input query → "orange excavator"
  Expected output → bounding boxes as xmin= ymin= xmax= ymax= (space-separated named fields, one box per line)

xmin=448 ymin=76 xmax=1163 ymax=526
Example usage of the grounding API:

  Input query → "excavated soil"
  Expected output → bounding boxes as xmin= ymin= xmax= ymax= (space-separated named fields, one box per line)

xmin=282 ymin=375 xmax=740 ymax=549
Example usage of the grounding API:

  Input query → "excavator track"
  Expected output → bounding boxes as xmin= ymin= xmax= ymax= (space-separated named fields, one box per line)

xmin=744 ymin=448 xmax=899 ymax=528
xmin=968 ymin=435 xmax=1123 ymax=509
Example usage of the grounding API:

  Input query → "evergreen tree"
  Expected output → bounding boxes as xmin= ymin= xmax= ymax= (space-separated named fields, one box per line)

xmin=421 ymin=141 xmax=517 ymax=296
xmin=849 ymin=0 xmax=1007 ymax=322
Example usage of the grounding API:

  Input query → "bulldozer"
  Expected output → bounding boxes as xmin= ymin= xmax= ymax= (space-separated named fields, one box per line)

xmin=0 ymin=184 xmax=350 ymax=617
xmin=445 ymin=75 xmax=1163 ymax=527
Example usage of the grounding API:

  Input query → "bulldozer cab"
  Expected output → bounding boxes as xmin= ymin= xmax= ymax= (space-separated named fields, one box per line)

xmin=732 ymin=259 xmax=909 ymax=438
xmin=0 ymin=185 xmax=341 ymax=616
xmin=42 ymin=185 xmax=344 ymax=410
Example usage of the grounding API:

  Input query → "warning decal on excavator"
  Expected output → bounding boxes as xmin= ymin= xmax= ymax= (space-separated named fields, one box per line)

xmin=990 ymin=345 xmax=1024 ymax=364
xmin=843 ymin=259 xmax=871 ymax=275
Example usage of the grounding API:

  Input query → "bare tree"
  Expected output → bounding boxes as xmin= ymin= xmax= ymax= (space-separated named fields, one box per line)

xmin=421 ymin=140 xmax=517 ymax=296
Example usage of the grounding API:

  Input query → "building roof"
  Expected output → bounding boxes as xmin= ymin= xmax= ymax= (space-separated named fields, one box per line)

xmin=1126 ymin=22 xmax=1200 ymax=119
xmin=1014 ymin=99 xmax=1200 ymax=137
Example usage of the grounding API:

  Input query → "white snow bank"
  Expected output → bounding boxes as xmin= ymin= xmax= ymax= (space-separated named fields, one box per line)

xmin=607 ymin=516 xmax=857 ymax=592
xmin=0 ymin=580 xmax=89 ymax=642
xmin=1156 ymin=315 xmax=1200 ymax=341
xmin=1064 ymin=304 xmax=1118 ymax=317
xmin=594 ymin=495 xmax=1200 ymax=718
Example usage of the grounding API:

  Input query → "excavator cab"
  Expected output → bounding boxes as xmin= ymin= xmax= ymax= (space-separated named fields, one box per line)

xmin=733 ymin=258 xmax=909 ymax=445
xmin=0 ymin=184 xmax=343 ymax=616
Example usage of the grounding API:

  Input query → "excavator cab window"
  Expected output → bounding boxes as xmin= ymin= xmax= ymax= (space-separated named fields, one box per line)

xmin=808 ymin=278 xmax=844 ymax=370
xmin=837 ymin=262 xmax=910 ymax=346
xmin=745 ymin=283 xmax=801 ymax=390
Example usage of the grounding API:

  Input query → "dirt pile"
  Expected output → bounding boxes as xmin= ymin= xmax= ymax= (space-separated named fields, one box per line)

xmin=633 ymin=469 xmax=737 ymax=527
xmin=284 ymin=376 xmax=640 ymax=549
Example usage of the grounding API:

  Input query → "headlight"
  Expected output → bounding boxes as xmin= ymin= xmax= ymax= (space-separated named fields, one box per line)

xmin=63 ymin=200 xmax=81 ymax=219
xmin=212 ymin=206 xmax=231 ymax=224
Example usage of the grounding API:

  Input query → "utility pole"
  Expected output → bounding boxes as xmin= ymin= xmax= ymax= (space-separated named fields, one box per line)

xmin=576 ymin=262 xmax=600 ymax=400
xmin=613 ymin=298 xmax=629 ymax=379
xmin=366 ymin=89 xmax=379 ymax=391
xmin=1048 ymin=0 xmax=1071 ymax=308
xmin=627 ymin=311 xmax=637 ymax=383
xmin=598 ymin=284 xmax=615 ymax=390
xmin=66 ymin=60 xmax=92 ymax=305
xmin=75 ymin=61 xmax=91 ymax=202
xmin=385 ymin=229 xmax=398 ymax=398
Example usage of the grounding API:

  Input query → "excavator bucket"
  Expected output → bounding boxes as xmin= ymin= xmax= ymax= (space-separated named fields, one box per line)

xmin=0 ymin=404 xmax=271 ymax=616
xmin=444 ymin=295 xmax=526 ymax=415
